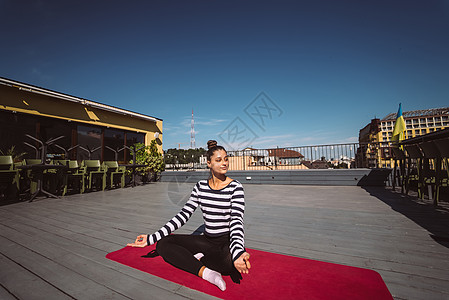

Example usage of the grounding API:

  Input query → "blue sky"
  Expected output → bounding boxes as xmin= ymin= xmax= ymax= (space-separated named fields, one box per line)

xmin=1 ymin=0 xmax=448 ymax=150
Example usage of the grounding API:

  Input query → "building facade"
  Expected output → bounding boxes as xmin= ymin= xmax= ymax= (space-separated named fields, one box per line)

xmin=358 ymin=107 xmax=449 ymax=168
xmin=227 ymin=148 xmax=308 ymax=170
xmin=0 ymin=77 xmax=163 ymax=162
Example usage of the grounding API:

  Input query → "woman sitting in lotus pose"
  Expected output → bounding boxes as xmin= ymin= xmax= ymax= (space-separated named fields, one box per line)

xmin=127 ymin=140 xmax=250 ymax=291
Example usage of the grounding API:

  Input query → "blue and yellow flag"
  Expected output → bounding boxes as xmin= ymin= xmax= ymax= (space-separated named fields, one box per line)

xmin=391 ymin=103 xmax=406 ymax=143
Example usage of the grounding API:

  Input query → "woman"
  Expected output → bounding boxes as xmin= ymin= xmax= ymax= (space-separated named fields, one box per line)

xmin=127 ymin=140 xmax=251 ymax=291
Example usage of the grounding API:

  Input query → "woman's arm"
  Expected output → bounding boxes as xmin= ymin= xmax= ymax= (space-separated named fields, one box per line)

xmin=229 ymin=182 xmax=246 ymax=262
xmin=127 ymin=182 xmax=200 ymax=247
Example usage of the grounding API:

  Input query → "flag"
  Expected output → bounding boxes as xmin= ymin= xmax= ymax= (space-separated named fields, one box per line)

xmin=391 ymin=103 xmax=406 ymax=143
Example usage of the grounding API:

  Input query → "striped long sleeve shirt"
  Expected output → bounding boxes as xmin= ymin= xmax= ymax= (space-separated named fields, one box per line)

xmin=147 ymin=179 xmax=246 ymax=261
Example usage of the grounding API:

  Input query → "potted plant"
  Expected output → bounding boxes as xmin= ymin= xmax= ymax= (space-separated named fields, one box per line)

xmin=130 ymin=140 xmax=165 ymax=183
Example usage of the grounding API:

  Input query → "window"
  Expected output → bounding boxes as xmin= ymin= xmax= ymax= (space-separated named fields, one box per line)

xmin=104 ymin=128 xmax=125 ymax=161
xmin=0 ymin=110 xmax=36 ymax=159
xmin=125 ymin=132 xmax=145 ymax=162
xmin=39 ymin=117 xmax=73 ymax=159
xmin=77 ymin=125 xmax=102 ymax=160
xmin=126 ymin=132 xmax=145 ymax=146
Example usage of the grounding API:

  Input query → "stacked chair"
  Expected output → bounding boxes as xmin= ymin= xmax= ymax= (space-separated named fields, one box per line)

xmin=103 ymin=161 xmax=126 ymax=189
xmin=401 ymin=131 xmax=449 ymax=205
xmin=82 ymin=160 xmax=107 ymax=192
xmin=432 ymin=138 xmax=449 ymax=204
xmin=403 ymin=144 xmax=424 ymax=199
xmin=22 ymin=158 xmax=44 ymax=196
xmin=3 ymin=138 xmax=152 ymax=201
xmin=391 ymin=147 xmax=407 ymax=193
xmin=47 ymin=159 xmax=69 ymax=196
xmin=53 ymin=160 xmax=86 ymax=196
xmin=0 ymin=156 xmax=20 ymax=200
xmin=419 ymin=141 xmax=442 ymax=204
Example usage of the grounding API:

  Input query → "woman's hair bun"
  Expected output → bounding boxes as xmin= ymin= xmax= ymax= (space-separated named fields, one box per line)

xmin=207 ymin=140 xmax=218 ymax=150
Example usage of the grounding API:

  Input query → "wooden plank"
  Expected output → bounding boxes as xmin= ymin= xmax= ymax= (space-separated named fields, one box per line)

xmin=0 ymin=214 xmax=216 ymax=300
xmin=0 ymin=224 xmax=196 ymax=300
xmin=1 ymin=202 xmax=202 ymax=248
xmin=0 ymin=234 xmax=130 ymax=300
xmin=0 ymin=285 xmax=18 ymax=300
xmin=0 ymin=252 xmax=72 ymax=300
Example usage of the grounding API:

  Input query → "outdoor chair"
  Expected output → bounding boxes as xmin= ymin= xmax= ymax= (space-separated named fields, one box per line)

xmin=391 ymin=147 xmax=407 ymax=193
xmin=403 ymin=144 xmax=424 ymax=199
xmin=103 ymin=161 xmax=125 ymax=189
xmin=61 ymin=160 xmax=86 ymax=195
xmin=53 ymin=159 xmax=70 ymax=166
xmin=419 ymin=141 xmax=442 ymax=204
xmin=82 ymin=160 xmax=106 ymax=191
xmin=0 ymin=155 xmax=20 ymax=200
xmin=46 ymin=159 xmax=70 ymax=195
xmin=22 ymin=158 xmax=44 ymax=196
xmin=433 ymin=138 xmax=449 ymax=202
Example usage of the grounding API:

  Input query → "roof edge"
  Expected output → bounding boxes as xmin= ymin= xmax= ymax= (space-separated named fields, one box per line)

xmin=0 ymin=76 xmax=163 ymax=123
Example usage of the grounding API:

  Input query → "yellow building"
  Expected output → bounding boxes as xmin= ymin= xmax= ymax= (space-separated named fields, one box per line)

xmin=0 ymin=77 xmax=162 ymax=162
xmin=357 ymin=118 xmax=382 ymax=168
xmin=358 ymin=107 xmax=449 ymax=168
xmin=381 ymin=107 xmax=449 ymax=141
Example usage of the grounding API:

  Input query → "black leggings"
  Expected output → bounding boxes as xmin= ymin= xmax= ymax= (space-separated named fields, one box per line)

xmin=156 ymin=233 xmax=237 ymax=277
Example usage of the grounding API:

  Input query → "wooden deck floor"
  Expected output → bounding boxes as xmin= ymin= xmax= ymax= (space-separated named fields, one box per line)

xmin=1 ymin=182 xmax=448 ymax=300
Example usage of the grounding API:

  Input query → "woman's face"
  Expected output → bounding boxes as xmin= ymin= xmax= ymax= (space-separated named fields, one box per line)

xmin=207 ymin=149 xmax=229 ymax=175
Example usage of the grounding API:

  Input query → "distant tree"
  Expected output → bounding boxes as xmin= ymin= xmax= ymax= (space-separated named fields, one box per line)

xmin=164 ymin=148 xmax=206 ymax=165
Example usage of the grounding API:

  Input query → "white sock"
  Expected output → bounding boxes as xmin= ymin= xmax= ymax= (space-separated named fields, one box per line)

xmin=202 ymin=267 xmax=226 ymax=291
xmin=194 ymin=253 xmax=204 ymax=260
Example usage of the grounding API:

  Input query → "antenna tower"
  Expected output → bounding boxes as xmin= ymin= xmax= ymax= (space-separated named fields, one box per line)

xmin=190 ymin=109 xmax=196 ymax=149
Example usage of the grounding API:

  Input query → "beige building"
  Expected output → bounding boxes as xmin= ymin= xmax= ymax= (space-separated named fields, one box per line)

xmin=227 ymin=148 xmax=308 ymax=170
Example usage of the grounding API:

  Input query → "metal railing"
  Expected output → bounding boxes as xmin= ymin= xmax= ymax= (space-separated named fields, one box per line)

xmin=164 ymin=142 xmax=395 ymax=171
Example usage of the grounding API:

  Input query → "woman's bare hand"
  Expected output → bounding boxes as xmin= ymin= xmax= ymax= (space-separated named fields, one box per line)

xmin=234 ymin=252 xmax=251 ymax=274
xmin=127 ymin=234 xmax=148 ymax=247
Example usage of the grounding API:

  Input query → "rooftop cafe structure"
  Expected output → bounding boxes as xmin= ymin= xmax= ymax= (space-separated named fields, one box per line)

xmin=0 ymin=77 xmax=163 ymax=163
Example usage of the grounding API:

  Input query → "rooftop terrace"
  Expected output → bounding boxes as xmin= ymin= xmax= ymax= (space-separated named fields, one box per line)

xmin=1 ymin=182 xmax=448 ymax=299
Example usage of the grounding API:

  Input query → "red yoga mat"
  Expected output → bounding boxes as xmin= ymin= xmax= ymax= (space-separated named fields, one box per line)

xmin=106 ymin=245 xmax=393 ymax=300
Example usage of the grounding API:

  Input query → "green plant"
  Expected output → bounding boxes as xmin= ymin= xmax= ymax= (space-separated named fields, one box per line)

xmin=130 ymin=141 xmax=165 ymax=181
xmin=0 ymin=145 xmax=27 ymax=162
